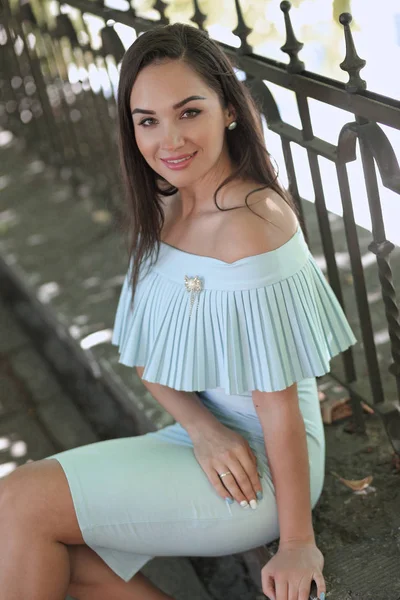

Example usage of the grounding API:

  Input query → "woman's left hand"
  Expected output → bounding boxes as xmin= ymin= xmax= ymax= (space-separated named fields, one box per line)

xmin=261 ymin=539 xmax=326 ymax=600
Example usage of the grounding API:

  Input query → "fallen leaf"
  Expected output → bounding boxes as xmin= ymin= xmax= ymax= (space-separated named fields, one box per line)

xmin=354 ymin=485 xmax=376 ymax=496
xmin=331 ymin=471 xmax=373 ymax=491
xmin=361 ymin=401 xmax=375 ymax=415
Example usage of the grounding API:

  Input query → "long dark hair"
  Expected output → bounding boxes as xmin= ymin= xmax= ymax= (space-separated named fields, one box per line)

xmin=116 ymin=22 xmax=297 ymax=307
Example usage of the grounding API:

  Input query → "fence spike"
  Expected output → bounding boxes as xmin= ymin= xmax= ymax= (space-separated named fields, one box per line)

xmin=18 ymin=0 xmax=37 ymax=26
xmin=339 ymin=13 xmax=366 ymax=93
xmin=190 ymin=0 xmax=207 ymax=31
xmin=54 ymin=14 xmax=79 ymax=47
xmin=280 ymin=1 xmax=304 ymax=74
xmin=232 ymin=0 xmax=252 ymax=55
xmin=100 ymin=26 xmax=125 ymax=63
xmin=153 ymin=0 xmax=169 ymax=25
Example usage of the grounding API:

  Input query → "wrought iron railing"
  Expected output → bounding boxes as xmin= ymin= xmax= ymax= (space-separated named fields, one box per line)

xmin=1 ymin=0 xmax=399 ymax=451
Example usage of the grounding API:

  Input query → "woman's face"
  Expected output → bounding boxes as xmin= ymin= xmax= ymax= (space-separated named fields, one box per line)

xmin=129 ymin=59 xmax=235 ymax=186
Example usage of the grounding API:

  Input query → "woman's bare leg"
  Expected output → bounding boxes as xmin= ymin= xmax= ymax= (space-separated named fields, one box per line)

xmin=0 ymin=459 xmax=173 ymax=600
xmin=67 ymin=544 xmax=174 ymax=600
xmin=0 ymin=460 xmax=80 ymax=599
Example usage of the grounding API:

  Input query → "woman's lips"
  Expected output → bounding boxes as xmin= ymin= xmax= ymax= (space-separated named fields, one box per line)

xmin=160 ymin=151 xmax=197 ymax=170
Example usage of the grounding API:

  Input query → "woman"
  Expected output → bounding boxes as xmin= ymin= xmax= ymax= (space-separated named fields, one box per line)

xmin=0 ymin=23 xmax=356 ymax=600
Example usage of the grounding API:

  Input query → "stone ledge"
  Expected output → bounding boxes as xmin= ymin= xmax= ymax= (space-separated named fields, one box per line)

xmin=0 ymin=256 xmax=155 ymax=439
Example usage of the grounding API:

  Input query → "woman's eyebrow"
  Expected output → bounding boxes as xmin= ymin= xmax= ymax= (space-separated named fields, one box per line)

xmin=131 ymin=95 xmax=207 ymax=116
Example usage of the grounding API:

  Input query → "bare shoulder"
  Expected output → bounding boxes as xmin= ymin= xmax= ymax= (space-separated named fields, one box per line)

xmin=217 ymin=188 xmax=299 ymax=263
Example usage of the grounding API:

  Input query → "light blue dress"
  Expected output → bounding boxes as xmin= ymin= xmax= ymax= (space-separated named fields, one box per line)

xmin=45 ymin=224 xmax=356 ymax=582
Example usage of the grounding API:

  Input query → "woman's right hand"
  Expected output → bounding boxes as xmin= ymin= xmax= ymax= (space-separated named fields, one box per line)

xmin=191 ymin=422 xmax=263 ymax=508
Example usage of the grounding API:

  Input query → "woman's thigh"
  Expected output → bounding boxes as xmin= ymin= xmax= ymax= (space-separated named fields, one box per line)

xmin=0 ymin=459 xmax=85 ymax=545
xmin=44 ymin=432 xmax=281 ymax=557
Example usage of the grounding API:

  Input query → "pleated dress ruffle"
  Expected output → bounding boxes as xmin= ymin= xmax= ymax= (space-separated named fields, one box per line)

xmin=111 ymin=224 xmax=357 ymax=394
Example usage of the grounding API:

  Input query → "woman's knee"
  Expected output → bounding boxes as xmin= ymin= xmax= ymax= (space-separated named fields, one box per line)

xmin=0 ymin=459 xmax=84 ymax=544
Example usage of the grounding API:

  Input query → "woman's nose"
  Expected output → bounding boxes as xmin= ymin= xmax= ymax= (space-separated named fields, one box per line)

xmin=160 ymin=125 xmax=184 ymax=151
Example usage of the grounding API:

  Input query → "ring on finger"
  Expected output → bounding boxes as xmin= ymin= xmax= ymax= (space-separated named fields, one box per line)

xmin=219 ymin=471 xmax=232 ymax=478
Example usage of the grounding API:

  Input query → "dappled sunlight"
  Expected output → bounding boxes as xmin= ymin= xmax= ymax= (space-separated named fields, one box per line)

xmin=103 ymin=274 xmax=125 ymax=289
xmin=105 ymin=0 xmax=130 ymax=10
xmin=25 ymin=160 xmax=45 ymax=176
xmin=91 ymin=209 xmax=113 ymax=224
xmin=80 ymin=328 xmax=114 ymax=349
xmin=81 ymin=12 xmax=109 ymax=51
xmin=88 ymin=63 xmax=112 ymax=97
xmin=10 ymin=440 xmax=27 ymax=458
xmin=81 ymin=276 xmax=101 ymax=290
xmin=67 ymin=63 xmax=84 ymax=86
xmin=0 ymin=437 xmax=28 ymax=477
xmin=3 ymin=253 xmax=17 ymax=266
xmin=0 ymin=209 xmax=19 ymax=229
xmin=113 ymin=22 xmax=137 ymax=49
xmin=74 ymin=314 xmax=89 ymax=325
xmin=0 ymin=437 xmax=10 ymax=452
xmin=86 ymin=289 xmax=115 ymax=304
xmin=374 ymin=328 xmax=390 ymax=346
xmin=0 ymin=175 xmax=11 ymax=190
xmin=0 ymin=462 xmax=18 ymax=478
xmin=367 ymin=289 xmax=383 ymax=304
xmin=0 ymin=130 xmax=13 ymax=147
xmin=51 ymin=189 xmax=71 ymax=203
xmin=36 ymin=281 xmax=61 ymax=304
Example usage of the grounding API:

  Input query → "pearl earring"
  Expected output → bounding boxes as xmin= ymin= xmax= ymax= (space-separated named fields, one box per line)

xmin=228 ymin=121 xmax=237 ymax=130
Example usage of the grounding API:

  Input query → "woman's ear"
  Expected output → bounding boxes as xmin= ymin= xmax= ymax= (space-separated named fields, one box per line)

xmin=225 ymin=103 xmax=237 ymax=125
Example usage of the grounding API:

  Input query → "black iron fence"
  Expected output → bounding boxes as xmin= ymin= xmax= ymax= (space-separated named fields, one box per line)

xmin=1 ymin=0 xmax=400 ymax=451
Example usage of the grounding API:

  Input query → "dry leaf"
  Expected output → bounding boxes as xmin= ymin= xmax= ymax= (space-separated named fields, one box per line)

xmin=331 ymin=471 xmax=373 ymax=491
xmin=361 ymin=401 xmax=375 ymax=415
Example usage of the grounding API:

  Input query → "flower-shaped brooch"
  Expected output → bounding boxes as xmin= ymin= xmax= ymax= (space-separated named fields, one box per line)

xmin=184 ymin=275 xmax=203 ymax=318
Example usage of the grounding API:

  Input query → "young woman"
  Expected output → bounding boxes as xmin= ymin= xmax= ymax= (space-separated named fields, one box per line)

xmin=0 ymin=23 xmax=356 ymax=600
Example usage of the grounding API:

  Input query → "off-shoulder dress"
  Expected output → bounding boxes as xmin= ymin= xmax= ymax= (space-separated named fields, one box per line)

xmin=45 ymin=224 xmax=356 ymax=582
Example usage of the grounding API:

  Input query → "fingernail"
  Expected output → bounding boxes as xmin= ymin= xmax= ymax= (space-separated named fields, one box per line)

xmin=256 ymin=491 xmax=263 ymax=500
xmin=320 ymin=593 xmax=326 ymax=600
xmin=249 ymin=499 xmax=258 ymax=510
xmin=225 ymin=497 xmax=234 ymax=504
xmin=240 ymin=500 xmax=249 ymax=509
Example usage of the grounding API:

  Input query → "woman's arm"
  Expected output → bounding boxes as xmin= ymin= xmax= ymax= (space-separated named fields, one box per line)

xmin=136 ymin=366 xmax=221 ymax=439
xmin=252 ymin=383 xmax=315 ymax=545
xmin=137 ymin=367 xmax=263 ymax=507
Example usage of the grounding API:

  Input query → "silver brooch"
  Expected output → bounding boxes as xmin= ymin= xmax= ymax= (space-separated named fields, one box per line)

xmin=184 ymin=275 xmax=203 ymax=318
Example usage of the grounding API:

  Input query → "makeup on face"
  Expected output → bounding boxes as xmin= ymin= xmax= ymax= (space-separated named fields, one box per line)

xmin=160 ymin=151 xmax=198 ymax=170
xmin=129 ymin=61 xmax=232 ymax=185
xmin=131 ymin=94 xmax=205 ymax=172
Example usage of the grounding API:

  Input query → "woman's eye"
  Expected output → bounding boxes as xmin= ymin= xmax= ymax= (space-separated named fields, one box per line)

xmin=138 ymin=109 xmax=201 ymax=127
xmin=182 ymin=109 xmax=201 ymax=118
xmin=139 ymin=118 xmax=156 ymax=127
